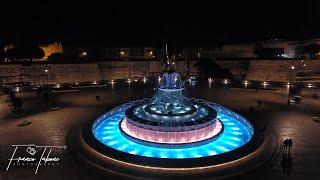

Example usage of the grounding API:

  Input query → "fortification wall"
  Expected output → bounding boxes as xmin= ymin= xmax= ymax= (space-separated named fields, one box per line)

xmin=1 ymin=60 xmax=320 ymax=85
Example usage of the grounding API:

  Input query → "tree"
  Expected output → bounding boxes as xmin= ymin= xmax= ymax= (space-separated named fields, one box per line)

xmin=0 ymin=50 xmax=4 ymax=63
xmin=43 ymin=88 xmax=53 ymax=107
xmin=238 ymin=61 xmax=250 ymax=80
xmin=11 ymin=97 xmax=23 ymax=109
xmin=194 ymin=59 xmax=233 ymax=79
xmin=47 ymin=53 xmax=66 ymax=62
xmin=5 ymin=45 xmax=45 ymax=62
xmin=253 ymin=47 xmax=282 ymax=59
xmin=303 ymin=43 xmax=320 ymax=59
xmin=0 ymin=43 xmax=5 ymax=63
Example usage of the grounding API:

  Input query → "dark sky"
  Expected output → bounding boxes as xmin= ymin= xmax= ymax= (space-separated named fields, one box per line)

xmin=1 ymin=0 xmax=320 ymax=47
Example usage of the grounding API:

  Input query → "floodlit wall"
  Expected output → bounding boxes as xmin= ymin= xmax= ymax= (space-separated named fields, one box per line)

xmin=1 ymin=60 xmax=320 ymax=85
xmin=0 ymin=61 xmax=197 ymax=85
xmin=246 ymin=60 xmax=320 ymax=82
xmin=0 ymin=65 xmax=21 ymax=84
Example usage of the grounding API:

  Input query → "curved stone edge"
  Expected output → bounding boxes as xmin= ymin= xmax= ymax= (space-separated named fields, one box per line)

xmin=67 ymin=123 xmax=277 ymax=180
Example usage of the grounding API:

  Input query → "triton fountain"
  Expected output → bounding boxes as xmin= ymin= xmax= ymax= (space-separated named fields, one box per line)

xmin=71 ymin=49 xmax=274 ymax=179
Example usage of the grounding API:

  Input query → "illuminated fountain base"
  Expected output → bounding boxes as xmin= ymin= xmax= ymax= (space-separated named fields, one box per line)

xmin=90 ymin=100 xmax=254 ymax=159
xmin=70 ymin=73 xmax=276 ymax=179
xmin=120 ymin=118 xmax=223 ymax=145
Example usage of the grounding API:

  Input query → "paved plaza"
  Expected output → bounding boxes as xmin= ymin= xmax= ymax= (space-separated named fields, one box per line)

xmin=1 ymin=83 xmax=320 ymax=179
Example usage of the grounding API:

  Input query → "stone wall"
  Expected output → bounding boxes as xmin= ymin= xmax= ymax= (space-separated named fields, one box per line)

xmin=0 ymin=61 xmax=196 ymax=85
xmin=1 ymin=64 xmax=101 ymax=85
xmin=214 ymin=61 xmax=250 ymax=79
xmin=246 ymin=60 xmax=292 ymax=82
xmin=246 ymin=60 xmax=320 ymax=82
xmin=0 ymin=65 xmax=21 ymax=84
xmin=1 ymin=60 xmax=320 ymax=85
xmin=97 ymin=61 xmax=148 ymax=80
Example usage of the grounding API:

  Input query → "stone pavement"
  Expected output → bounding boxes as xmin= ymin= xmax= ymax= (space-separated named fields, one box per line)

xmin=0 ymin=84 xmax=319 ymax=179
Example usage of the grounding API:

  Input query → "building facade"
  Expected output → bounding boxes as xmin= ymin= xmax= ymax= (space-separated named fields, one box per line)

xmin=200 ymin=38 xmax=320 ymax=59
xmin=39 ymin=43 xmax=63 ymax=60
xmin=62 ymin=46 xmax=157 ymax=60
xmin=2 ymin=38 xmax=320 ymax=62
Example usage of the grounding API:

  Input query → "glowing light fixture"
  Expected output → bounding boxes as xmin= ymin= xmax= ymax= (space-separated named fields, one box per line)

xmin=81 ymin=51 xmax=87 ymax=57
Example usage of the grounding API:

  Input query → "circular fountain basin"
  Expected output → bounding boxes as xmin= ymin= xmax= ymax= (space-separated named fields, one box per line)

xmin=91 ymin=100 xmax=254 ymax=159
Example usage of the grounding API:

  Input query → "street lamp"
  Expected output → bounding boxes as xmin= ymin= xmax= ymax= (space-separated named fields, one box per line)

xmin=287 ymin=66 xmax=295 ymax=105
xmin=81 ymin=51 xmax=87 ymax=57
xmin=44 ymin=68 xmax=49 ymax=84
xmin=263 ymin=81 xmax=268 ymax=89
xmin=244 ymin=80 xmax=248 ymax=88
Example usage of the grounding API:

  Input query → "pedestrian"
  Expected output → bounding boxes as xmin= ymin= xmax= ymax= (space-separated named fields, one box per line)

xmin=287 ymin=139 xmax=293 ymax=157
xmin=286 ymin=155 xmax=292 ymax=175
xmin=315 ymin=93 xmax=318 ymax=99
xmin=257 ymin=100 xmax=262 ymax=109
xmin=96 ymin=95 xmax=100 ymax=101
xmin=249 ymin=106 xmax=254 ymax=113
xmin=283 ymin=138 xmax=288 ymax=156
xmin=281 ymin=138 xmax=293 ymax=175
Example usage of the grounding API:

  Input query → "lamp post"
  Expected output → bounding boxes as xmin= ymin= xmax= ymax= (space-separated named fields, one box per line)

xmin=287 ymin=65 xmax=295 ymax=105
xmin=44 ymin=67 xmax=49 ymax=85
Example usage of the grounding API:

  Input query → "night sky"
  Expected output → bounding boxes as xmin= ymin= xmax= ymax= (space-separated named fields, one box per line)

xmin=1 ymin=0 xmax=320 ymax=47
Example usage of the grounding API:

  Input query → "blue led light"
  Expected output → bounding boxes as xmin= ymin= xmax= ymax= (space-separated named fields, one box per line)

xmin=92 ymin=102 xmax=254 ymax=159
